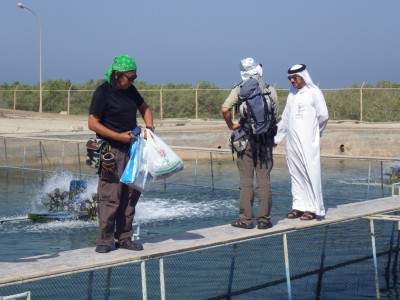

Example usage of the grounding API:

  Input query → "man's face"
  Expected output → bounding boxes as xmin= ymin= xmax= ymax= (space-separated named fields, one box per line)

xmin=115 ymin=71 xmax=137 ymax=89
xmin=288 ymin=74 xmax=306 ymax=89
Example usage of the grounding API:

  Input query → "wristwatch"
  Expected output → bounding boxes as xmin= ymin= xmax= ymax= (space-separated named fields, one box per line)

xmin=146 ymin=126 xmax=155 ymax=132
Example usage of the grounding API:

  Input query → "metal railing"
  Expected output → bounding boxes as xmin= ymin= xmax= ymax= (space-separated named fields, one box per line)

xmin=0 ymin=291 xmax=31 ymax=300
xmin=1 ymin=135 xmax=400 ymax=198
xmin=1 ymin=86 xmax=400 ymax=122
xmin=1 ymin=215 xmax=400 ymax=299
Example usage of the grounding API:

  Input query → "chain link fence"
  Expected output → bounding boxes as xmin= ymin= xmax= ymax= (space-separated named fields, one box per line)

xmin=1 ymin=217 xmax=399 ymax=299
xmin=1 ymin=87 xmax=400 ymax=122
xmin=0 ymin=136 xmax=399 ymax=200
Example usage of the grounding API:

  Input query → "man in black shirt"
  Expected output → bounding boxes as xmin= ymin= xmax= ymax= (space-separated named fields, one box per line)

xmin=88 ymin=54 xmax=154 ymax=253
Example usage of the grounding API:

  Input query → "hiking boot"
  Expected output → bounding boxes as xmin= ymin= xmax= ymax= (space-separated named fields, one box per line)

xmin=257 ymin=221 xmax=273 ymax=230
xmin=116 ymin=239 xmax=144 ymax=251
xmin=95 ymin=245 xmax=111 ymax=253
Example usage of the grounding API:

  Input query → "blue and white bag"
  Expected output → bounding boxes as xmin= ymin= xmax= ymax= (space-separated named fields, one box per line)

xmin=120 ymin=135 xmax=152 ymax=192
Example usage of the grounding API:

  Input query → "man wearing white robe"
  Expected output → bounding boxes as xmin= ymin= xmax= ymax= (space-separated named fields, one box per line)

xmin=274 ymin=64 xmax=329 ymax=220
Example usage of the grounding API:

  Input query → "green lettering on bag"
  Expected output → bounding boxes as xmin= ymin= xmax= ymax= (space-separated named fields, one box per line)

xmin=154 ymin=161 xmax=184 ymax=175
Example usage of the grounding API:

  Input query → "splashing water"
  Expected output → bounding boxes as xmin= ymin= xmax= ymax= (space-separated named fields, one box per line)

xmin=136 ymin=195 xmax=237 ymax=224
xmin=14 ymin=172 xmax=237 ymax=230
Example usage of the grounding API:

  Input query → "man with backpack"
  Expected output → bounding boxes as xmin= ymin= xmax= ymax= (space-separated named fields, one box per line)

xmin=221 ymin=58 xmax=279 ymax=230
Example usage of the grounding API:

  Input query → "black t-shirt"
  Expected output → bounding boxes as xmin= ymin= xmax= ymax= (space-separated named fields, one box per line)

xmin=89 ymin=81 xmax=144 ymax=145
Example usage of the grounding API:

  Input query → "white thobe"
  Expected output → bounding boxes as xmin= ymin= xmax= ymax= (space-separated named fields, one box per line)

xmin=275 ymin=86 xmax=329 ymax=216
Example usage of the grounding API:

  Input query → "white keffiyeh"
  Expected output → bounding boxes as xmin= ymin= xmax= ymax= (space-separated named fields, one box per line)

xmin=288 ymin=64 xmax=319 ymax=93
xmin=240 ymin=58 xmax=263 ymax=81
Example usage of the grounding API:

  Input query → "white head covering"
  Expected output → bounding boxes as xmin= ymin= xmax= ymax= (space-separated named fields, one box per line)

xmin=287 ymin=64 xmax=319 ymax=93
xmin=240 ymin=58 xmax=263 ymax=81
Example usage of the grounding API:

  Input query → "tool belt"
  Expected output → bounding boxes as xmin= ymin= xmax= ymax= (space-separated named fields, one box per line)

xmin=86 ymin=138 xmax=109 ymax=173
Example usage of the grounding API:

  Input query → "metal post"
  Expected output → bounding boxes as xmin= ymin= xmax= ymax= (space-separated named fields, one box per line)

xmin=160 ymin=258 xmax=166 ymax=300
xmin=392 ymin=221 xmax=400 ymax=286
xmin=360 ymin=82 xmax=365 ymax=122
xmin=22 ymin=145 xmax=26 ymax=178
xmin=316 ymin=226 xmax=329 ymax=298
xmin=77 ymin=143 xmax=81 ymax=175
xmin=67 ymin=85 xmax=72 ymax=115
xmin=105 ymin=267 xmax=112 ymax=300
xmin=160 ymin=84 xmax=164 ymax=119
xmin=133 ymin=222 xmax=141 ymax=240
xmin=194 ymin=154 xmax=198 ymax=186
xmin=141 ymin=261 xmax=148 ymax=300
xmin=13 ymin=85 xmax=19 ymax=110
xmin=3 ymin=138 xmax=8 ymax=178
xmin=60 ymin=144 xmax=65 ymax=172
xmin=17 ymin=3 xmax=43 ymax=113
xmin=227 ymin=243 xmax=238 ymax=298
xmin=3 ymin=138 xmax=8 ymax=167
xmin=39 ymin=141 xmax=43 ymax=172
xmin=283 ymin=233 xmax=292 ymax=300
xmin=367 ymin=162 xmax=371 ymax=200
xmin=87 ymin=271 xmax=94 ymax=300
xmin=369 ymin=219 xmax=381 ymax=299
xmin=210 ymin=152 xmax=215 ymax=191
xmin=381 ymin=161 xmax=384 ymax=198
xmin=385 ymin=221 xmax=396 ymax=287
xmin=195 ymin=83 xmax=199 ymax=119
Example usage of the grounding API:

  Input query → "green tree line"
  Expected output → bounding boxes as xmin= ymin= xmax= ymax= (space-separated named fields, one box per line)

xmin=1 ymin=80 xmax=400 ymax=122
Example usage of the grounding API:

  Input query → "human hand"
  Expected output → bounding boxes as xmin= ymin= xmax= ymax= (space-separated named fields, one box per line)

xmin=121 ymin=131 xmax=136 ymax=143
xmin=230 ymin=124 xmax=241 ymax=131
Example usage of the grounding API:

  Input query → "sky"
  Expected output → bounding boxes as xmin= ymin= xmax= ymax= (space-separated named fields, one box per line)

xmin=0 ymin=0 xmax=399 ymax=89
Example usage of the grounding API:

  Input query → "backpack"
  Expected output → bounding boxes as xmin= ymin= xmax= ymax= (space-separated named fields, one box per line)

xmin=230 ymin=127 xmax=249 ymax=154
xmin=238 ymin=77 xmax=276 ymax=135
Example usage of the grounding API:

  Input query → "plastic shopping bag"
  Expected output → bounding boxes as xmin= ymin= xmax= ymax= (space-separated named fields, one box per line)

xmin=120 ymin=136 xmax=152 ymax=192
xmin=131 ymin=137 xmax=152 ymax=192
xmin=146 ymin=129 xmax=184 ymax=180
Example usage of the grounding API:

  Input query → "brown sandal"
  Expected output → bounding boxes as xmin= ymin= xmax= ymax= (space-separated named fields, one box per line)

xmin=286 ymin=209 xmax=304 ymax=219
xmin=231 ymin=220 xmax=254 ymax=229
xmin=300 ymin=211 xmax=316 ymax=221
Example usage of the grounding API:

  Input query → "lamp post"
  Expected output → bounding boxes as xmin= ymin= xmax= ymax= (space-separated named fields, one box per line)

xmin=17 ymin=2 xmax=43 ymax=113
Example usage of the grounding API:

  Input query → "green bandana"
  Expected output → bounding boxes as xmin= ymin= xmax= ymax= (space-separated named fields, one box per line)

xmin=105 ymin=54 xmax=137 ymax=83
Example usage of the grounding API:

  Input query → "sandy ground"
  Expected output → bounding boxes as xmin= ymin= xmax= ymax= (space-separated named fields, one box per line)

xmin=1 ymin=108 xmax=400 ymax=133
xmin=1 ymin=109 xmax=400 ymax=157
xmin=0 ymin=109 xmax=225 ymax=136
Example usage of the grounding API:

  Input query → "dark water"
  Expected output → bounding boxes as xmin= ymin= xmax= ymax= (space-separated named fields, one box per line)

xmin=0 ymin=157 xmax=394 ymax=260
xmin=0 ymin=157 xmax=399 ymax=299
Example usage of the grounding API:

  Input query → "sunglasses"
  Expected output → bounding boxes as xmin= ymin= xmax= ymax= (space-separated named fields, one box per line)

xmin=288 ymin=75 xmax=300 ymax=80
xmin=119 ymin=73 xmax=137 ymax=82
